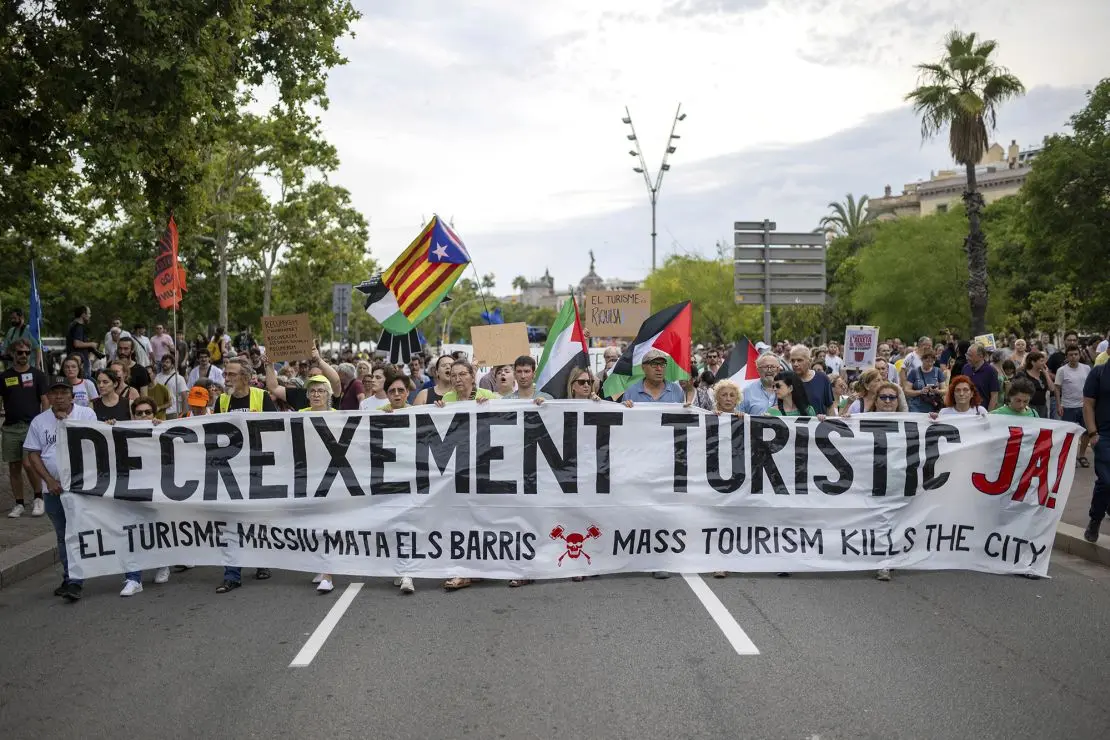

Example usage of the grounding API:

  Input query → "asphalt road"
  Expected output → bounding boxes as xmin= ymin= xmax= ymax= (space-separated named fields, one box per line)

xmin=1 ymin=556 xmax=1107 ymax=740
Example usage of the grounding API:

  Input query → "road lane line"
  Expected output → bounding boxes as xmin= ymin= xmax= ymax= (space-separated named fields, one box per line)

xmin=289 ymin=582 xmax=364 ymax=667
xmin=681 ymin=573 xmax=760 ymax=656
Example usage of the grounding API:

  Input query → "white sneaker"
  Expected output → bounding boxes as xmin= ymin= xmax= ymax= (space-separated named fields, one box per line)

xmin=7 ymin=503 xmax=24 ymax=518
xmin=120 ymin=580 xmax=143 ymax=597
xmin=312 ymin=573 xmax=324 ymax=583
xmin=154 ymin=567 xmax=171 ymax=584
xmin=316 ymin=577 xmax=334 ymax=593
xmin=876 ymin=568 xmax=892 ymax=582
xmin=30 ymin=498 xmax=44 ymax=517
xmin=399 ymin=576 xmax=415 ymax=594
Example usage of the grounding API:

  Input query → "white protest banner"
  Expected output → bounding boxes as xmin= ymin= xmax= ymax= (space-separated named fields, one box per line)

xmin=57 ymin=404 xmax=1075 ymax=580
xmin=844 ymin=325 xmax=879 ymax=369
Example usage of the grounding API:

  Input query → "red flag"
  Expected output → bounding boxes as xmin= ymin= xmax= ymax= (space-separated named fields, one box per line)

xmin=154 ymin=216 xmax=187 ymax=309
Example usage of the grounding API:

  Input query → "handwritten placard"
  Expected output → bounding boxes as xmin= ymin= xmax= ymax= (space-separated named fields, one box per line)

xmin=261 ymin=314 xmax=314 ymax=362
xmin=471 ymin=322 xmax=531 ymax=367
xmin=583 ymin=290 xmax=652 ymax=338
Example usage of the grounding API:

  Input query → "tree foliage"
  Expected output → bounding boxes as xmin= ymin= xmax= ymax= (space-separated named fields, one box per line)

xmin=819 ymin=194 xmax=874 ymax=238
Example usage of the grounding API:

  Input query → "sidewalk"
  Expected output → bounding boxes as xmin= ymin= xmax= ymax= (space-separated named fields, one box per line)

xmin=1 ymin=457 xmax=1108 ymax=588
xmin=0 ymin=474 xmax=57 ymax=588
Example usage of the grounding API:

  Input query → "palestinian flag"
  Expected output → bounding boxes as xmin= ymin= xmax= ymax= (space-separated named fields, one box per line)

xmin=535 ymin=297 xmax=589 ymax=398
xmin=602 ymin=302 xmax=692 ymax=398
xmin=719 ymin=338 xmax=760 ymax=383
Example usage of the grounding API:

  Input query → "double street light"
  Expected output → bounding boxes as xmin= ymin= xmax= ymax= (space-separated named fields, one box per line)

xmin=622 ymin=103 xmax=686 ymax=272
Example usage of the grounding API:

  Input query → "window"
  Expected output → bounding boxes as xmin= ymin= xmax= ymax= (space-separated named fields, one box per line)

xmin=936 ymin=203 xmax=948 ymax=213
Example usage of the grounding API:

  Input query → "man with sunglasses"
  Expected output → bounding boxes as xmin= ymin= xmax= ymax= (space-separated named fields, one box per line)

xmin=1 ymin=339 xmax=49 ymax=517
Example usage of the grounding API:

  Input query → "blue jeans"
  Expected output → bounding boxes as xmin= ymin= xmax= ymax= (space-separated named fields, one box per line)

xmin=224 ymin=566 xmax=242 ymax=583
xmin=1090 ymin=433 xmax=1110 ymax=520
xmin=44 ymin=494 xmax=82 ymax=586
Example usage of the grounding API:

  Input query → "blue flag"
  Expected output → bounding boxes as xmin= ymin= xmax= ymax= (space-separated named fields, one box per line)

xmin=28 ymin=260 xmax=42 ymax=344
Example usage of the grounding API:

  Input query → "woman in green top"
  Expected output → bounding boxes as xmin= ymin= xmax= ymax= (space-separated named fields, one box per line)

xmin=301 ymin=375 xmax=337 ymax=593
xmin=766 ymin=371 xmax=817 ymax=417
xmin=990 ymin=376 xmax=1039 ymax=417
xmin=435 ymin=360 xmax=498 ymax=405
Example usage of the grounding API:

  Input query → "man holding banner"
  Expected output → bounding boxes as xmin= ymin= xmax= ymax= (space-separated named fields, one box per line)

xmin=215 ymin=359 xmax=277 ymax=592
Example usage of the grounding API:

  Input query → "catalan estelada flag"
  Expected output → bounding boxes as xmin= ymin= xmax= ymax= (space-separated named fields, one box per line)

xmin=357 ymin=215 xmax=470 ymax=335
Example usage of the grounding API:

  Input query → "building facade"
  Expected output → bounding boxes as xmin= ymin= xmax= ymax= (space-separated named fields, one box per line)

xmin=515 ymin=251 xmax=641 ymax=310
xmin=868 ymin=139 xmax=1041 ymax=220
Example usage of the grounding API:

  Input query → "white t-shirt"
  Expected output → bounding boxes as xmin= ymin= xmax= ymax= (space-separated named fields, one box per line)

xmin=1055 ymin=363 xmax=1091 ymax=409
xmin=1097 ymin=339 xmax=1108 ymax=355
xmin=155 ymin=371 xmax=190 ymax=415
xmin=23 ymin=405 xmax=98 ymax=479
xmin=69 ymin=378 xmax=99 ymax=408
xmin=187 ymin=364 xmax=225 ymax=387
xmin=824 ymin=355 xmax=843 ymax=376
xmin=938 ymin=406 xmax=988 ymax=417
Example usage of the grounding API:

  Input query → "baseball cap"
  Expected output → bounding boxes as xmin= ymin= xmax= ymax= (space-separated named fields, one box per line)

xmin=306 ymin=374 xmax=330 ymax=386
xmin=49 ymin=380 xmax=73 ymax=393
xmin=642 ymin=349 xmax=668 ymax=364
xmin=187 ymin=386 xmax=210 ymax=406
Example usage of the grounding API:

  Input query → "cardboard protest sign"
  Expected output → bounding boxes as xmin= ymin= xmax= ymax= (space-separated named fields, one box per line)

xmin=261 ymin=314 xmax=314 ymax=362
xmin=843 ymin=326 xmax=879 ymax=369
xmin=582 ymin=290 xmax=652 ymax=338
xmin=471 ymin=322 xmax=530 ymax=367
xmin=974 ymin=333 xmax=997 ymax=351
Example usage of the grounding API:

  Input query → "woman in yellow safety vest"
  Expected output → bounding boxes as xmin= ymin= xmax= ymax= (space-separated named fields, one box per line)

xmin=301 ymin=375 xmax=337 ymax=594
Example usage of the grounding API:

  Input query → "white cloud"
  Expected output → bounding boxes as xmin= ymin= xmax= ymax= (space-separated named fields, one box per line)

xmin=316 ymin=0 xmax=1110 ymax=290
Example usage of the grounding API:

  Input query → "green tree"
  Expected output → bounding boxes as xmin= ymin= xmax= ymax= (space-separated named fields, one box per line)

xmin=1020 ymin=78 xmax=1110 ymax=327
xmin=642 ymin=254 xmax=761 ymax=345
xmin=511 ymin=275 xmax=528 ymax=293
xmin=819 ymin=194 xmax=874 ymax=238
xmin=905 ymin=29 xmax=1025 ymax=335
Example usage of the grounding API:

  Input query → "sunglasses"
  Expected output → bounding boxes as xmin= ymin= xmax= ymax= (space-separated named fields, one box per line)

xmin=644 ymin=360 xmax=667 ymax=367
xmin=132 ymin=408 xmax=154 ymax=418
xmin=573 ymin=378 xmax=591 ymax=386
xmin=13 ymin=350 xmax=30 ymax=356
xmin=878 ymin=394 xmax=898 ymax=401
xmin=773 ymin=382 xmax=787 ymax=389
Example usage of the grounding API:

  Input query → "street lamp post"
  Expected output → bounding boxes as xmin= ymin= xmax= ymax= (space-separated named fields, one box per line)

xmin=622 ymin=104 xmax=686 ymax=272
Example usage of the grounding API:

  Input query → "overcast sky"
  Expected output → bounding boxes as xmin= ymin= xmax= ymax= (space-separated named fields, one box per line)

xmin=317 ymin=0 xmax=1109 ymax=293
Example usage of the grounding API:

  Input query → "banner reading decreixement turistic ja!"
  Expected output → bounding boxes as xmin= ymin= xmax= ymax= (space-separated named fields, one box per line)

xmin=57 ymin=402 xmax=1076 ymax=580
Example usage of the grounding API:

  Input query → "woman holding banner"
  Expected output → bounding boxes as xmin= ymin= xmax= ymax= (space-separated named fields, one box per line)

xmin=301 ymin=374 xmax=338 ymax=594
xmin=766 ymin=372 xmax=817 ymax=417
xmin=933 ymin=375 xmax=988 ymax=418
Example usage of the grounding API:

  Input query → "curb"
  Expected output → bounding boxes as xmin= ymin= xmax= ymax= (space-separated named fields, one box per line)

xmin=1 ymin=524 xmax=1109 ymax=590
xmin=1053 ymin=522 xmax=1110 ymax=566
xmin=0 ymin=533 xmax=58 ymax=590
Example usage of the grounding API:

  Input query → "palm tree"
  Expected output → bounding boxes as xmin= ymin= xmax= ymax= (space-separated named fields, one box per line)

xmin=905 ymin=29 xmax=1025 ymax=334
xmin=511 ymin=275 xmax=528 ymax=293
xmin=819 ymin=194 xmax=874 ymax=237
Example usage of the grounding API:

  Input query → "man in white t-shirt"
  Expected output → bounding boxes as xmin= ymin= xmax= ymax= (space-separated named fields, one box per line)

xmin=154 ymin=354 xmax=189 ymax=418
xmin=23 ymin=382 xmax=98 ymax=601
xmin=824 ymin=341 xmax=844 ymax=377
xmin=900 ymin=336 xmax=932 ymax=383
xmin=1056 ymin=344 xmax=1093 ymax=465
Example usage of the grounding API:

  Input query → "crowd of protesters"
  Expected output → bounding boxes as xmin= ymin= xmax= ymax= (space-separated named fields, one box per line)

xmin=2 ymin=305 xmax=1108 ymax=600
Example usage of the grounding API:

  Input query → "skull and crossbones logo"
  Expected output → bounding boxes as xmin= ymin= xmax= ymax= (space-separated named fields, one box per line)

xmin=550 ymin=524 xmax=602 ymax=566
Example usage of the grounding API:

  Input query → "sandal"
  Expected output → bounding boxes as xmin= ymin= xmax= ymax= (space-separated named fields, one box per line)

xmin=216 ymin=580 xmax=241 ymax=593
xmin=443 ymin=577 xmax=472 ymax=591
xmin=255 ymin=568 xmax=272 ymax=580
xmin=712 ymin=571 xmax=728 ymax=578
xmin=508 ymin=579 xmax=534 ymax=588
xmin=1078 ymin=456 xmax=1090 ymax=468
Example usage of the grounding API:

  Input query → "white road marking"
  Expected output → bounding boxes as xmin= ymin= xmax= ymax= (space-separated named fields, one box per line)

xmin=681 ymin=573 xmax=760 ymax=656
xmin=289 ymin=582 xmax=364 ymax=667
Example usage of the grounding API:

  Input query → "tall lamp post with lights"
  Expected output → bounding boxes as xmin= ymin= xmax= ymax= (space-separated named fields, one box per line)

xmin=622 ymin=104 xmax=686 ymax=273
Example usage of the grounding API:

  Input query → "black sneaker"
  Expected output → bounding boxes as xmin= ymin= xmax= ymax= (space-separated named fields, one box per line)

xmin=54 ymin=580 xmax=68 ymax=597
xmin=1084 ymin=517 xmax=1101 ymax=543
xmin=63 ymin=583 xmax=83 ymax=601
xmin=255 ymin=568 xmax=271 ymax=580
xmin=216 ymin=579 xmax=241 ymax=593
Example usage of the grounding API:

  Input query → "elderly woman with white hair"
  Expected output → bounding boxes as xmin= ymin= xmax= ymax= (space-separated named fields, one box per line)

xmin=710 ymin=378 xmax=743 ymax=579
